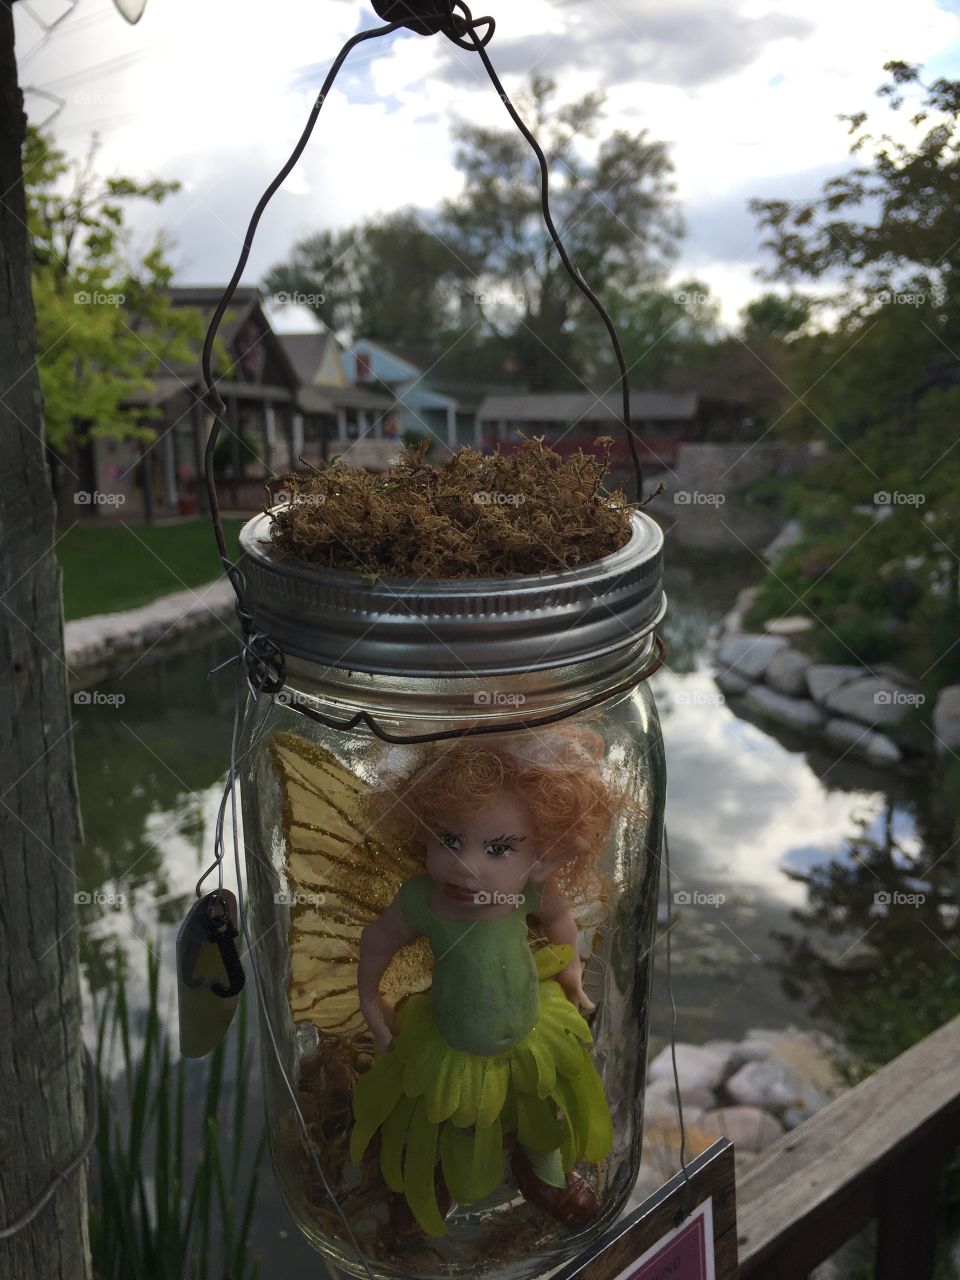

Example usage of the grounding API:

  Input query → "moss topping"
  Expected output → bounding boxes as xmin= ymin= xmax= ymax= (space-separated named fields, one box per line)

xmin=265 ymin=437 xmax=634 ymax=579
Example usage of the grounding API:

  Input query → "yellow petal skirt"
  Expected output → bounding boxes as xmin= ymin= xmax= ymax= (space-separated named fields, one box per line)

xmin=349 ymin=945 xmax=613 ymax=1235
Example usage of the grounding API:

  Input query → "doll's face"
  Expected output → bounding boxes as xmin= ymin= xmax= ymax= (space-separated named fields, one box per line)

xmin=423 ymin=788 xmax=552 ymax=911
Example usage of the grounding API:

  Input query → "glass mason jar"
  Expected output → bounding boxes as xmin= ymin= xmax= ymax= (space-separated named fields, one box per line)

xmin=236 ymin=509 xmax=666 ymax=1280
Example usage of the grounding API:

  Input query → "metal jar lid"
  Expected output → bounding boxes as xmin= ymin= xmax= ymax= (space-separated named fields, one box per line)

xmin=236 ymin=509 xmax=664 ymax=677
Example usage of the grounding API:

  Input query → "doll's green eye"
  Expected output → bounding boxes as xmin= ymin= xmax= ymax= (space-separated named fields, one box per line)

xmin=485 ymin=842 xmax=512 ymax=858
xmin=439 ymin=832 xmax=462 ymax=851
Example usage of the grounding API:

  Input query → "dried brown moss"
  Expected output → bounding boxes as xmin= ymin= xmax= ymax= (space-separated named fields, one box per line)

xmin=265 ymin=437 xmax=634 ymax=579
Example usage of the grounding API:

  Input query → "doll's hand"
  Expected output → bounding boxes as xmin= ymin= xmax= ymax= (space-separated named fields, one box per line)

xmin=360 ymin=994 xmax=395 ymax=1052
xmin=556 ymin=958 xmax=596 ymax=1015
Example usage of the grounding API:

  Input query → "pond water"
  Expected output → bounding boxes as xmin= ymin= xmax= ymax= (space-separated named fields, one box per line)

xmin=73 ymin=502 xmax=955 ymax=1277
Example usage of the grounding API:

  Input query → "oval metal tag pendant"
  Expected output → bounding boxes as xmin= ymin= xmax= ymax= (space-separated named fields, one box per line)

xmin=176 ymin=889 xmax=244 ymax=1058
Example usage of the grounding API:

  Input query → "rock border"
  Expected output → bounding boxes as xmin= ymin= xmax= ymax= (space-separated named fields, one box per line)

xmin=65 ymin=580 xmax=237 ymax=690
xmin=711 ymin=586 xmax=958 ymax=768
xmin=631 ymin=1026 xmax=843 ymax=1201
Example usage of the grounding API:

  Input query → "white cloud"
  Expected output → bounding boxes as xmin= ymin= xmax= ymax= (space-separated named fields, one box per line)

xmin=14 ymin=0 xmax=960 ymax=307
xmin=655 ymin=663 xmax=898 ymax=906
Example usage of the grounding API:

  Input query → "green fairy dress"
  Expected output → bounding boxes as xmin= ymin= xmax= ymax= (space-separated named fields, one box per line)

xmin=350 ymin=875 xmax=613 ymax=1235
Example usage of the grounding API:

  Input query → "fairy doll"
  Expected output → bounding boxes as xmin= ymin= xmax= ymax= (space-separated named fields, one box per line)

xmin=349 ymin=729 xmax=618 ymax=1236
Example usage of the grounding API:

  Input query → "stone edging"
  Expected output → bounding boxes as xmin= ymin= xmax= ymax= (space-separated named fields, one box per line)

xmin=711 ymin=586 xmax=960 ymax=767
xmin=65 ymin=579 xmax=238 ymax=690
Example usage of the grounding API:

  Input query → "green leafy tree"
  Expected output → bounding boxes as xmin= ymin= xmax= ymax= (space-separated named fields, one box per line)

xmin=261 ymin=225 xmax=357 ymax=334
xmin=595 ymin=279 xmax=720 ymax=390
xmin=744 ymin=62 xmax=960 ymax=685
xmin=444 ymin=75 xmax=682 ymax=389
xmin=24 ymin=127 xmax=200 ymax=455
xmin=739 ymin=290 xmax=811 ymax=342
xmin=262 ymin=209 xmax=470 ymax=345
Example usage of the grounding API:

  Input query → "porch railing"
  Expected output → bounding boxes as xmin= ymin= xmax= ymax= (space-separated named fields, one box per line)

xmin=737 ymin=1013 xmax=960 ymax=1277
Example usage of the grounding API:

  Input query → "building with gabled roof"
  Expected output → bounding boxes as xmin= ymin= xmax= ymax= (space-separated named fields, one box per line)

xmin=344 ymin=337 xmax=518 ymax=451
xmin=80 ymin=286 xmax=303 ymax=519
xmin=477 ymin=390 xmax=700 ymax=474
xmin=71 ymin=290 xmax=399 ymax=519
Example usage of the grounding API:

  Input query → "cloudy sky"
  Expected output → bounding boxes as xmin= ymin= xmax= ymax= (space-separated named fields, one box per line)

xmin=13 ymin=0 xmax=960 ymax=326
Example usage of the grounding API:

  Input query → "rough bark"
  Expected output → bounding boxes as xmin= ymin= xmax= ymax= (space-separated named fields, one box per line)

xmin=0 ymin=3 xmax=93 ymax=1277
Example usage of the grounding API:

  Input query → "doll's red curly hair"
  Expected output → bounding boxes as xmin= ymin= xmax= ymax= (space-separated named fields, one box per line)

xmin=362 ymin=727 xmax=624 ymax=902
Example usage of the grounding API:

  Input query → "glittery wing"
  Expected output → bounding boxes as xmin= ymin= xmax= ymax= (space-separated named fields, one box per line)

xmin=269 ymin=731 xmax=433 ymax=1039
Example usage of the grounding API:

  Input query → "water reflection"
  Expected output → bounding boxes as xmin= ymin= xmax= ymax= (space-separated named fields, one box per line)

xmin=775 ymin=801 xmax=960 ymax=1078
xmin=72 ymin=637 xmax=235 ymax=1000
xmin=647 ymin=518 xmax=937 ymax=1042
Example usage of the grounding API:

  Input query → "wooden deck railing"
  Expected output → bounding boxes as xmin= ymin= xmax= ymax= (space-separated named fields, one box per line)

xmin=737 ymin=1013 xmax=960 ymax=1278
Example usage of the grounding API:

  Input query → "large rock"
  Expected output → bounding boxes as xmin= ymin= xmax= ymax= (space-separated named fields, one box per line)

xmin=716 ymin=632 xmax=788 ymax=682
xmin=823 ymin=676 xmax=915 ymax=728
xmin=705 ymin=1038 xmax=772 ymax=1069
xmin=873 ymin=662 xmax=919 ymax=690
xmin=647 ymin=1043 xmax=731 ymax=1093
xmin=641 ymin=1117 xmax=728 ymax=1182
xmin=806 ymin=664 xmax=862 ymax=705
xmin=765 ymin=648 xmax=813 ymax=696
xmin=642 ymin=1077 xmax=715 ymax=1119
xmin=750 ymin=1028 xmax=841 ymax=1090
xmin=736 ymin=1040 xmax=779 ymax=1069
xmin=715 ymin=668 xmax=749 ymax=696
xmin=700 ymin=1105 xmax=784 ymax=1153
xmin=824 ymin=717 xmax=901 ymax=766
xmin=934 ymin=686 xmax=960 ymax=752
xmin=782 ymin=1089 xmax=833 ymax=1130
xmin=725 ymin=1059 xmax=806 ymax=1113
xmin=727 ymin=1030 xmax=841 ymax=1126
xmin=765 ymin=615 xmax=815 ymax=637
xmin=743 ymin=684 xmax=825 ymax=731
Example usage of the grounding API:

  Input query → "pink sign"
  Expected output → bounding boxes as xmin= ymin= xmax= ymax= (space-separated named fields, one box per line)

xmin=610 ymin=1200 xmax=715 ymax=1280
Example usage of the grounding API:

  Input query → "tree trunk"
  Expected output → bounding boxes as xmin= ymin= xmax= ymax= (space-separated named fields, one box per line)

xmin=0 ymin=4 xmax=92 ymax=1278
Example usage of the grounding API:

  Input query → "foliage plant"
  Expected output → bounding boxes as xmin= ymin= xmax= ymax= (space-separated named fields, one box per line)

xmin=89 ymin=949 xmax=264 ymax=1280
xmin=743 ymin=61 xmax=960 ymax=688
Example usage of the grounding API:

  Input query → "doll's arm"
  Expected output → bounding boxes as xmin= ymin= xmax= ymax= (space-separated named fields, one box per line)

xmin=537 ymin=878 xmax=595 ymax=1013
xmin=358 ymin=895 xmax=420 ymax=1051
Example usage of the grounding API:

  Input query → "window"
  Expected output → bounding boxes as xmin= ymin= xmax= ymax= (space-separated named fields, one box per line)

xmin=355 ymin=351 xmax=371 ymax=381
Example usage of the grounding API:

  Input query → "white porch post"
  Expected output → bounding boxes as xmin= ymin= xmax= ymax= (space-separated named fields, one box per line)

xmin=358 ymin=409 xmax=370 ymax=438
xmin=264 ymin=402 xmax=277 ymax=470
xmin=446 ymin=403 xmax=456 ymax=449
xmin=336 ymin=407 xmax=347 ymax=442
xmin=160 ymin=428 xmax=177 ymax=510
xmin=292 ymin=411 xmax=304 ymax=463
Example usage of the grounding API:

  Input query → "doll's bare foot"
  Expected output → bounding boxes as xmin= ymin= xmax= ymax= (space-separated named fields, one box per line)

xmin=510 ymin=1147 xmax=600 ymax=1229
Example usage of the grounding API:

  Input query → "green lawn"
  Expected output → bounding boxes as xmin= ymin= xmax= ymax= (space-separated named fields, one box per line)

xmin=57 ymin=519 xmax=245 ymax=620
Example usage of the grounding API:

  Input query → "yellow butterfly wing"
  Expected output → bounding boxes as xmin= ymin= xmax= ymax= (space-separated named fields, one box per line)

xmin=269 ymin=731 xmax=433 ymax=1039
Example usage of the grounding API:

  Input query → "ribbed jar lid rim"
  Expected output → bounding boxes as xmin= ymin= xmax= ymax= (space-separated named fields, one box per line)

xmin=236 ymin=507 xmax=665 ymax=678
